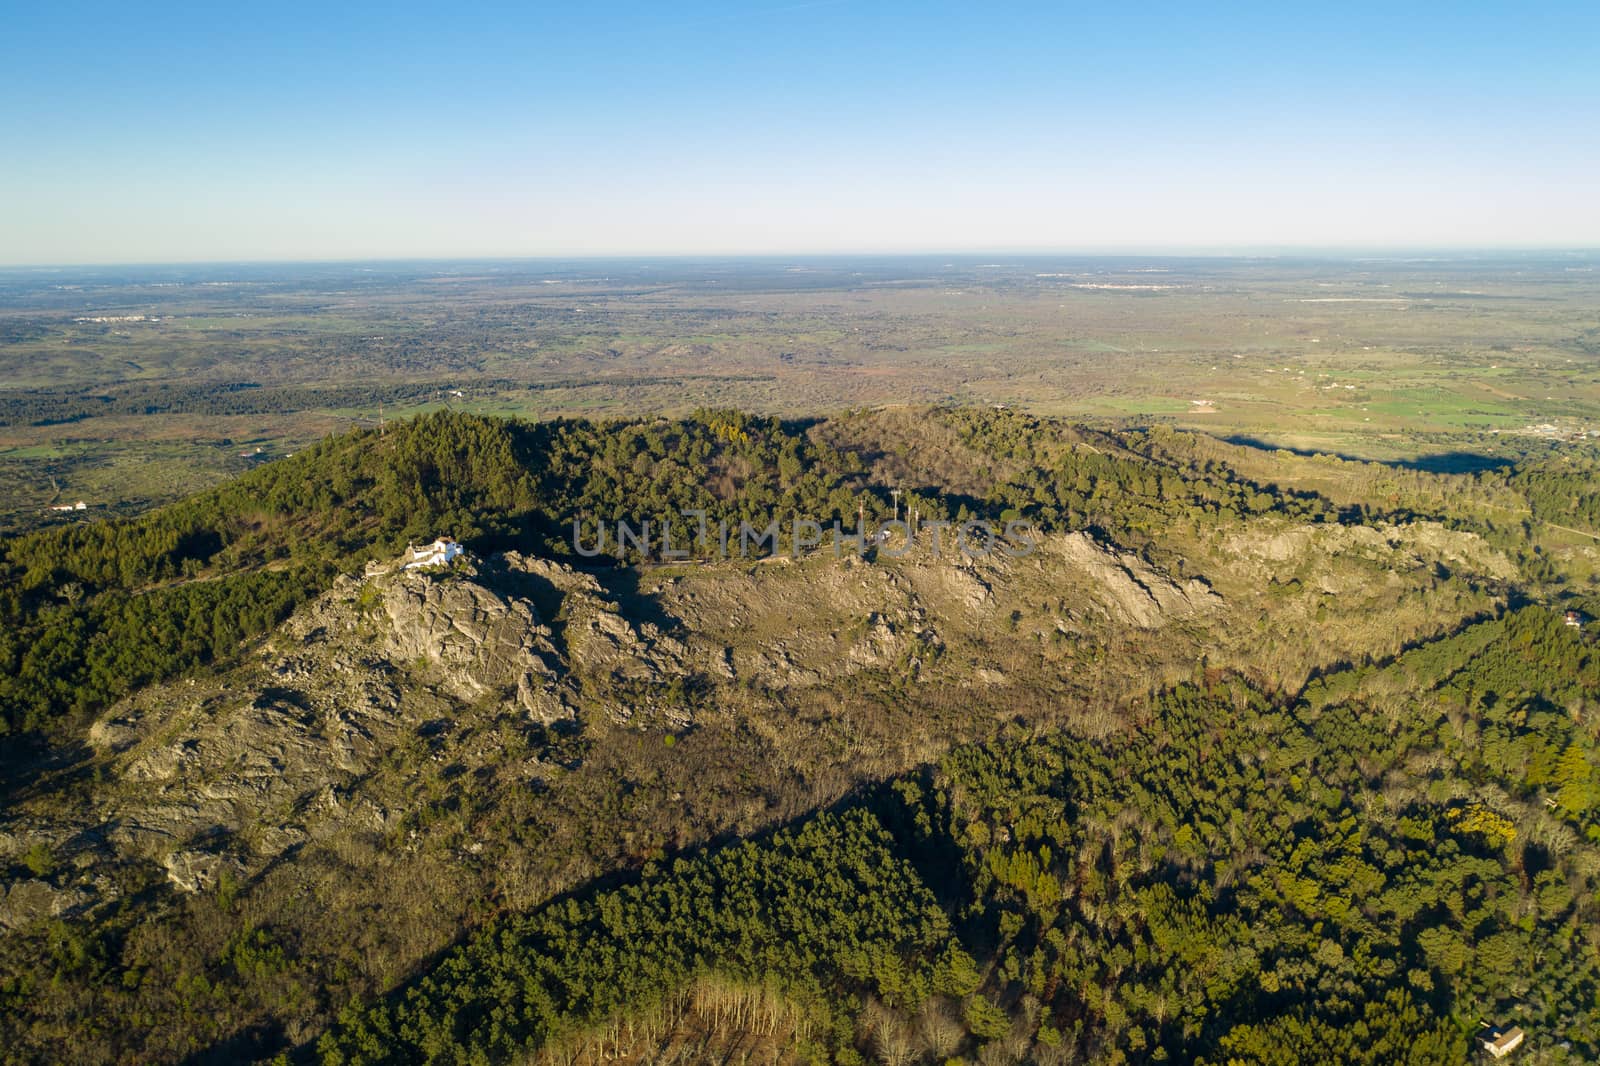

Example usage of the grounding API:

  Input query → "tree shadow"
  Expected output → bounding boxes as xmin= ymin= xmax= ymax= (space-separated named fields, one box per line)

xmin=262 ymin=772 xmax=978 ymax=1066
xmin=1223 ymin=435 xmax=1517 ymax=475
xmin=591 ymin=565 xmax=688 ymax=638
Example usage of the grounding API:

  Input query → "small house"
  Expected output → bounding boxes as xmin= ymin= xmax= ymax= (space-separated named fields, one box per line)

xmin=1566 ymin=610 xmax=1585 ymax=629
xmin=405 ymin=538 xmax=463 ymax=570
xmin=1479 ymin=1026 xmax=1524 ymax=1059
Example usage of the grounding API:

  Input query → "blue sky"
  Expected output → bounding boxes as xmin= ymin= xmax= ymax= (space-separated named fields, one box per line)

xmin=3 ymin=1 xmax=1597 ymax=263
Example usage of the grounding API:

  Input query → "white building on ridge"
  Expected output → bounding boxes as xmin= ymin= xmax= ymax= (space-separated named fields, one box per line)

xmin=405 ymin=538 xmax=463 ymax=569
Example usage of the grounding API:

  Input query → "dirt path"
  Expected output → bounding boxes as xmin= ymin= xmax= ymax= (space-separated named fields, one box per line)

xmin=1543 ymin=520 xmax=1600 ymax=542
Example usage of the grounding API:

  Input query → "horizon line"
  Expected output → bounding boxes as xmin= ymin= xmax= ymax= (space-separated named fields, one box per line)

xmin=3 ymin=243 xmax=1597 ymax=272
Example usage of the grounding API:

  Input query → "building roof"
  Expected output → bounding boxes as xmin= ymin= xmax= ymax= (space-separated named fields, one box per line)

xmin=1479 ymin=1026 xmax=1525 ymax=1057
xmin=405 ymin=538 xmax=463 ymax=569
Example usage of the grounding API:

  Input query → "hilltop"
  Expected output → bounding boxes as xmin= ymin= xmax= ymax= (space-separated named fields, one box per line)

xmin=0 ymin=407 xmax=1597 ymax=1064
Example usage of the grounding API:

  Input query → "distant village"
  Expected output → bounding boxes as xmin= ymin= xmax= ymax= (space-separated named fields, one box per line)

xmin=1511 ymin=421 xmax=1600 ymax=444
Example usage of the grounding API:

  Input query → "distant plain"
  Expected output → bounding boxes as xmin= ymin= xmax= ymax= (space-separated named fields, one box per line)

xmin=2 ymin=253 xmax=1597 ymax=527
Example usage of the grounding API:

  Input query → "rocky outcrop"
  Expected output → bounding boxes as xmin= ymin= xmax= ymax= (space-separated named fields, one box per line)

xmin=163 ymin=849 xmax=246 ymax=895
xmin=0 ymin=544 xmax=744 ymax=912
xmin=0 ymin=532 xmax=1221 ymax=919
xmin=1224 ymin=521 xmax=1517 ymax=592
xmin=1051 ymin=532 xmax=1221 ymax=627
xmin=0 ymin=879 xmax=98 ymax=930
xmin=496 ymin=551 xmax=697 ymax=689
xmin=381 ymin=564 xmax=567 ymax=722
xmin=0 ymin=551 xmax=610 ymax=912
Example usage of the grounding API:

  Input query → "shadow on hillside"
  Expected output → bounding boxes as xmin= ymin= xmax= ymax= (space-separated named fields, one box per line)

xmin=253 ymin=771 xmax=974 ymax=1066
xmin=591 ymin=565 xmax=688 ymax=637
xmin=0 ymin=736 xmax=96 ymax=811
xmin=1224 ymin=435 xmax=1517 ymax=475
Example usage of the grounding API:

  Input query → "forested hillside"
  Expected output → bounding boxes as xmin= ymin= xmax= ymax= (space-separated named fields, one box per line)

xmin=1 ymin=408 xmax=1596 ymax=1066
xmin=0 ymin=408 xmax=1362 ymax=760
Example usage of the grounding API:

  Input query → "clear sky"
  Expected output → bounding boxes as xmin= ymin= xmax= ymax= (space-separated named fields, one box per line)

xmin=3 ymin=0 xmax=1597 ymax=264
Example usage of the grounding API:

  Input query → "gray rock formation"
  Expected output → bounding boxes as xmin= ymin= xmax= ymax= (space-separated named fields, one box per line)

xmin=0 ymin=549 xmax=611 ymax=914
xmin=1052 ymin=532 xmax=1221 ymax=627
xmin=381 ymin=563 xmax=566 ymax=722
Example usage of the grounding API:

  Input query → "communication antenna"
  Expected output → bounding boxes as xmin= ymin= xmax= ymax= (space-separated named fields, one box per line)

xmin=891 ymin=488 xmax=901 ymax=524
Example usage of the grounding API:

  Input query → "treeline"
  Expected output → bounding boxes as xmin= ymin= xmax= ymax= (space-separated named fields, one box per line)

xmin=0 ymin=405 xmax=1494 ymax=761
xmin=1511 ymin=452 xmax=1600 ymax=532
xmin=0 ymin=404 xmax=1417 ymax=756
xmin=319 ymin=810 xmax=958 ymax=1065
xmin=1301 ymin=606 xmax=1597 ymax=715
xmin=0 ymin=408 xmax=881 ymax=750
xmin=0 ymin=374 xmax=780 ymax=427
xmin=937 ymin=408 xmax=1340 ymax=535
xmin=0 ymin=381 xmax=483 ymax=426
xmin=313 ymin=606 xmax=1600 ymax=1065
xmin=0 ymin=569 xmax=311 ymax=735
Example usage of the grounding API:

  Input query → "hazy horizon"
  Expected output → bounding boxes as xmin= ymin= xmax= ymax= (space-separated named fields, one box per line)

xmin=4 ymin=245 xmax=1598 ymax=273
